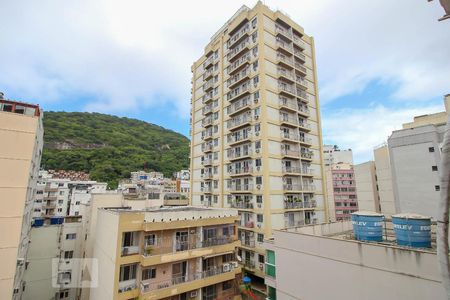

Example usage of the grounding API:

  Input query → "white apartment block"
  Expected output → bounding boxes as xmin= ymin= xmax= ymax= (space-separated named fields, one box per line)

xmin=323 ymin=144 xmax=353 ymax=166
xmin=354 ymin=161 xmax=381 ymax=212
xmin=190 ymin=3 xmax=327 ymax=279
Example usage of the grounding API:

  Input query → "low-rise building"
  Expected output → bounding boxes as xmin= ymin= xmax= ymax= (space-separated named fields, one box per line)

xmin=90 ymin=206 xmax=242 ymax=300
xmin=264 ymin=220 xmax=446 ymax=300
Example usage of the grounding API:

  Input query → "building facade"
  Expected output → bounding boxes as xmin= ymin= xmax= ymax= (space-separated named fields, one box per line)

xmin=189 ymin=2 xmax=327 ymax=280
xmin=264 ymin=222 xmax=446 ymax=300
xmin=326 ymin=163 xmax=358 ymax=221
xmin=323 ymin=144 xmax=353 ymax=166
xmin=0 ymin=97 xmax=44 ymax=300
xmin=91 ymin=207 xmax=242 ymax=300
xmin=354 ymin=161 xmax=380 ymax=212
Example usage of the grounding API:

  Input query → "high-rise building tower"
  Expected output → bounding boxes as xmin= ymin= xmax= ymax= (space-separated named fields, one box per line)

xmin=190 ymin=2 xmax=327 ymax=280
xmin=0 ymin=96 xmax=44 ymax=299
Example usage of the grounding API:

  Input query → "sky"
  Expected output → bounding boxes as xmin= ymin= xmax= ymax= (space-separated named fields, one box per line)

xmin=1 ymin=0 xmax=449 ymax=163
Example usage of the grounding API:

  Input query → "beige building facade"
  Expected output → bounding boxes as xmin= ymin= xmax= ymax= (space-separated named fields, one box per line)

xmin=354 ymin=161 xmax=380 ymax=212
xmin=189 ymin=2 xmax=327 ymax=280
xmin=0 ymin=98 xmax=44 ymax=300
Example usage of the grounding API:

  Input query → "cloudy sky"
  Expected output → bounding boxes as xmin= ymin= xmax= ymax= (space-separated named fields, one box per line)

xmin=1 ymin=0 xmax=449 ymax=163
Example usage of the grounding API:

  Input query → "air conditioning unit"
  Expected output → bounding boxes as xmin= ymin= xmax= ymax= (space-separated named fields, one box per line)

xmin=259 ymin=263 xmax=264 ymax=270
xmin=254 ymin=98 xmax=259 ymax=103
xmin=257 ymin=203 xmax=262 ymax=208
xmin=254 ymin=115 xmax=259 ymax=120
xmin=256 ymin=166 xmax=261 ymax=171
xmin=255 ymin=132 xmax=260 ymax=136
xmin=231 ymin=261 xmax=239 ymax=268
xmin=256 ymin=184 xmax=261 ymax=190
xmin=257 ymin=223 xmax=262 ymax=228
xmin=190 ymin=291 xmax=198 ymax=298
xmin=223 ymin=263 xmax=231 ymax=272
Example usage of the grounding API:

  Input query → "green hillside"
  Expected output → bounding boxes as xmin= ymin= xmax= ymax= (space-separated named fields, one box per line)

xmin=42 ymin=112 xmax=190 ymax=188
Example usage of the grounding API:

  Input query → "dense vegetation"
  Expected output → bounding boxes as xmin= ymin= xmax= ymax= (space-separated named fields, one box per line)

xmin=42 ymin=112 xmax=190 ymax=188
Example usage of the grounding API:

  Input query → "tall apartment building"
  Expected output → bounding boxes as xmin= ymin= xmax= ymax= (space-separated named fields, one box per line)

xmin=190 ymin=2 xmax=327 ymax=280
xmin=91 ymin=207 xmax=242 ymax=300
xmin=326 ymin=163 xmax=358 ymax=221
xmin=354 ymin=161 xmax=380 ymax=212
xmin=323 ymin=144 xmax=353 ymax=166
xmin=388 ymin=94 xmax=449 ymax=220
xmin=0 ymin=96 xmax=44 ymax=299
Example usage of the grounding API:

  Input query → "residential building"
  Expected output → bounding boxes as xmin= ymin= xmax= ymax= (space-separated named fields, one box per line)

xmin=388 ymin=94 xmax=449 ymax=219
xmin=264 ymin=221 xmax=446 ymax=300
xmin=374 ymin=145 xmax=396 ymax=217
xmin=90 ymin=207 xmax=242 ymax=300
xmin=326 ymin=163 xmax=358 ymax=221
xmin=323 ymin=144 xmax=353 ymax=166
xmin=354 ymin=161 xmax=380 ymax=212
xmin=0 ymin=96 xmax=44 ymax=300
xmin=189 ymin=2 xmax=327 ymax=281
xmin=174 ymin=169 xmax=191 ymax=181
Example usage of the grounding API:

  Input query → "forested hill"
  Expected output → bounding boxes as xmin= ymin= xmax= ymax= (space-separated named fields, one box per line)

xmin=42 ymin=111 xmax=190 ymax=188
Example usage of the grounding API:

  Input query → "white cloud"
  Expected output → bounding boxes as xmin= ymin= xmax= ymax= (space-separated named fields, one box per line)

xmin=0 ymin=0 xmax=448 ymax=119
xmin=322 ymin=103 xmax=445 ymax=163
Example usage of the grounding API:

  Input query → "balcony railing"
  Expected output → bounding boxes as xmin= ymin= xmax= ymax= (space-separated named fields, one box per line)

xmin=202 ymin=130 xmax=213 ymax=139
xmin=278 ymin=83 xmax=296 ymax=95
xmin=299 ymin=122 xmax=311 ymax=130
xmin=282 ymin=166 xmax=302 ymax=173
xmin=201 ymin=185 xmax=212 ymax=193
xmin=141 ymin=263 xmax=239 ymax=293
xmin=202 ymin=116 xmax=213 ymax=127
xmin=295 ymin=62 xmax=307 ymax=74
xmin=201 ymin=172 xmax=213 ymax=179
xmin=119 ymin=279 xmax=137 ymax=293
xmin=276 ymin=53 xmax=294 ymax=67
xmin=203 ymin=79 xmax=216 ymax=92
xmin=227 ymin=95 xmax=251 ymax=115
xmin=296 ymin=77 xmax=308 ymax=89
xmin=279 ymin=97 xmax=297 ymax=111
xmin=227 ymin=83 xmax=251 ymax=102
xmin=228 ymin=132 xmax=252 ymax=144
xmin=284 ymin=220 xmax=305 ymax=228
xmin=202 ymin=143 xmax=213 ymax=152
xmin=203 ymin=56 xmax=214 ymax=69
xmin=275 ymin=25 xmax=292 ymax=38
xmin=281 ymin=148 xmax=300 ymax=158
xmin=240 ymin=238 xmax=256 ymax=248
xmin=228 ymin=67 xmax=250 ymax=88
xmin=227 ymin=113 xmax=251 ymax=129
xmin=279 ymin=114 xmax=299 ymax=125
xmin=276 ymin=39 xmax=293 ymax=52
xmin=228 ymin=148 xmax=252 ymax=160
xmin=283 ymin=183 xmax=315 ymax=191
xmin=202 ymin=104 xmax=213 ymax=115
xmin=230 ymin=166 xmax=253 ymax=175
xmin=231 ymin=201 xmax=254 ymax=209
xmin=297 ymin=89 xmax=308 ymax=102
xmin=240 ymin=220 xmax=255 ymax=228
xmin=298 ymin=105 xmax=310 ymax=115
xmin=293 ymin=36 xmax=306 ymax=49
xmin=299 ymin=136 xmax=312 ymax=144
xmin=202 ymin=92 xmax=214 ymax=104
xmin=280 ymin=131 xmax=300 ymax=141
xmin=202 ymin=157 xmax=213 ymax=165
xmin=284 ymin=201 xmax=304 ymax=209
xmin=203 ymin=68 xmax=214 ymax=81
xmin=277 ymin=68 xmax=294 ymax=81
xmin=228 ymin=23 xmax=250 ymax=47
xmin=122 ymin=246 xmax=139 ymax=256
xmin=230 ymin=184 xmax=253 ymax=192
xmin=243 ymin=260 xmax=256 ymax=270
xmin=228 ymin=53 xmax=251 ymax=74
xmin=228 ymin=39 xmax=250 ymax=62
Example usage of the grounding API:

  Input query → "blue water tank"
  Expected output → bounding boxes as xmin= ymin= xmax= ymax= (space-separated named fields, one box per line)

xmin=392 ymin=213 xmax=431 ymax=248
xmin=351 ymin=211 xmax=384 ymax=242
xmin=32 ymin=218 xmax=44 ymax=227
xmin=50 ymin=216 xmax=64 ymax=225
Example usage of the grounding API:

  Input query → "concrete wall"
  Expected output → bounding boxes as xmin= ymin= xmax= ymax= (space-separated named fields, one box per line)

xmin=374 ymin=145 xmax=396 ymax=217
xmin=354 ymin=161 xmax=380 ymax=212
xmin=267 ymin=228 xmax=446 ymax=300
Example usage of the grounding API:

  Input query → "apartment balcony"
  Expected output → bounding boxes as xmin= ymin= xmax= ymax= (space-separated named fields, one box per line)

xmin=299 ymin=121 xmax=312 ymax=132
xmin=201 ymin=185 xmax=213 ymax=193
xmin=276 ymin=53 xmax=294 ymax=68
xmin=227 ymin=113 xmax=252 ymax=130
xmin=294 ymin=49 xmax=306 ymax=62
xmin=277 ymin=68 xmax=295 ymax=82
xmin=284 ymin=220 xmax=305 ymax=228
xmin=229 ymin=184 xmax=254 ymax=193
xmin=202 ymin=116 xmax=213 ymax=127
xmin=228 ymin=149 xmax=252 ymax=161
xmin=203 ymin=56 xmax=214 ymax=69
xmin=201 ymin=157 xmax=213 ymax=166
xmin=227 ymin=39 xmax=250 ymax=62
xmin=243 ymin=260 xmax=256 ymax=270
xmin=202 ymin=104 xmax=213 ymax=115
xmin=283 ymin=183 xmax=315 ymax=192
xmin=279 ymin=114 xmax=299 ymax=126
xmin=298 ymin=105 xmax=310 ymax=117
xmin=281 ymin=148 xmax=300 ymax=159
xmin=121 ymin=246 xmax=139 ymax=256
xmin=275 ymin=25 xmax=292 ymax=39
xmin=228 ymin=67 xmax=250 ymax=89
xmin=279 ymin=97 xmax=297 ymax=113
xmin=276 ymin=39 xmax=293 ymax=53
xmin=282 ymin=165 xmax=302 ymax=174
xmin=43 ymin=202 xmax=56 ymax=209
xmin=228 ymin=23 xmax=250 ymax=48
xmin=227 ymin=83 xmax=251 ymax=103
xmin=240 ymin=220 xmax=255 ymax=228
xmin=280 ymin=131 xmax=300 ymax=142
xmin=228 ymin=53 xmax=251 ymax=74
xmin=240 ymin=238 xmax=256 ymax=248
xmin=293 ymin=35 xmax=306 ymax=49
xmin=284 ymin=201 xmax=304 ymax=209
xmin=228 ymin=132 xmax=252 ymax=145
xmin=140 ymin=263 xmax=241 ymax=298
xmin=278 ymin=83 xmax=296 ymax=97
xmin=201 ymin=172 xmax=213 ymax=180
xmin=203 ymin=79 xmax=215 ymax=92
xmin=227 ymin=95 xmax=251 ymax=116
xmin=231 ymin=201 xmax=254 ymax=210
xmin=296 ymin=89 xmax=309 ymax=103
xmin=44 ymin=187 xmax=58 ymax=192
xmin=304 ymin=200 xmax=317 ymax=208
xmin=202 ymin=92 xmax=214 ymax=104
xmin=300 ymin=150 xmax=314 ymax=160
xmin=296 ymin=76 xmax=308 ymax=90
xmin=202 ymin=143 xmax=213 ymax=153
xmin=295 ymin=62 xmax=307 ymax=75
xmin=203 ymin=68 xmax=214 ymax=81
xmin=43 ymin=196 xmax=57 ymax=201
xmin=299 ymin=136 xmax=312 ymax=146
xmin=229 ymin=166 xmax=253 ymax=177
xmin=202 ymin=130 xmax=213 ymax=141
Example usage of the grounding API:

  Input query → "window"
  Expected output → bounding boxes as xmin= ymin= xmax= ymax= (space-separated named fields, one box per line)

xmin=58 ymin=183 xmax=64 ymax=187
xmin=142 ymin=268 xmax=156 ymax=280
xmin=258 ymin=254 xmax=265 ymax=263
xmin=64 ymin=251 xmax=74 ymax=259
xmin=214 ymin=180 xmax=218 ymax=189
xmin=256 ymin=195 xmax=263 ymax=203
xmin=58 ymin=208 xmax=63 ymax=212
xmin=59 ymin=291 xmax=69 ymax=299
xmin=257 ymin=214 xmax=263 ymax=223
xmin=59 ymin=191 xmax=64 ymax=195
xmin=265 ymin=250 xmax=276 ymax=278
xmin=66 ymin=233 xmax=76 ymax=240
xmin=74 ymin=212 xmax=79 ymax=216
xmin=36 ymin=190 xmax=43 ymax=195
xmin=432 ymin=166 xmax=438 ymax=171
xmin=256 ymin=176 xmax=262 ymax=185
xmin=75 ymin=201 xmax=80 ymax=205
xmin=58 ymin=200 xmax=63 ymax=204
xmin=34 ymin=208 xmax=40 ymax=212
xmin=255 ymin=158 xmax=262 ymax=167
xmin=223 ymin=280 xmax=233 ymax=290
xmin=119 ymin=264 xmax=137 ymax=282
xmin=251 ymin=17 xmax=257 ymax=28
xmin=214 ymin=195 xmax=218 ymax=203
xmin=429 ymin=147 xmax=435 ymax=152
xmin=435 ymin=185 xmax=441 ymax=191
xmin=257 ymin=234 xmax=264 ymax=243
